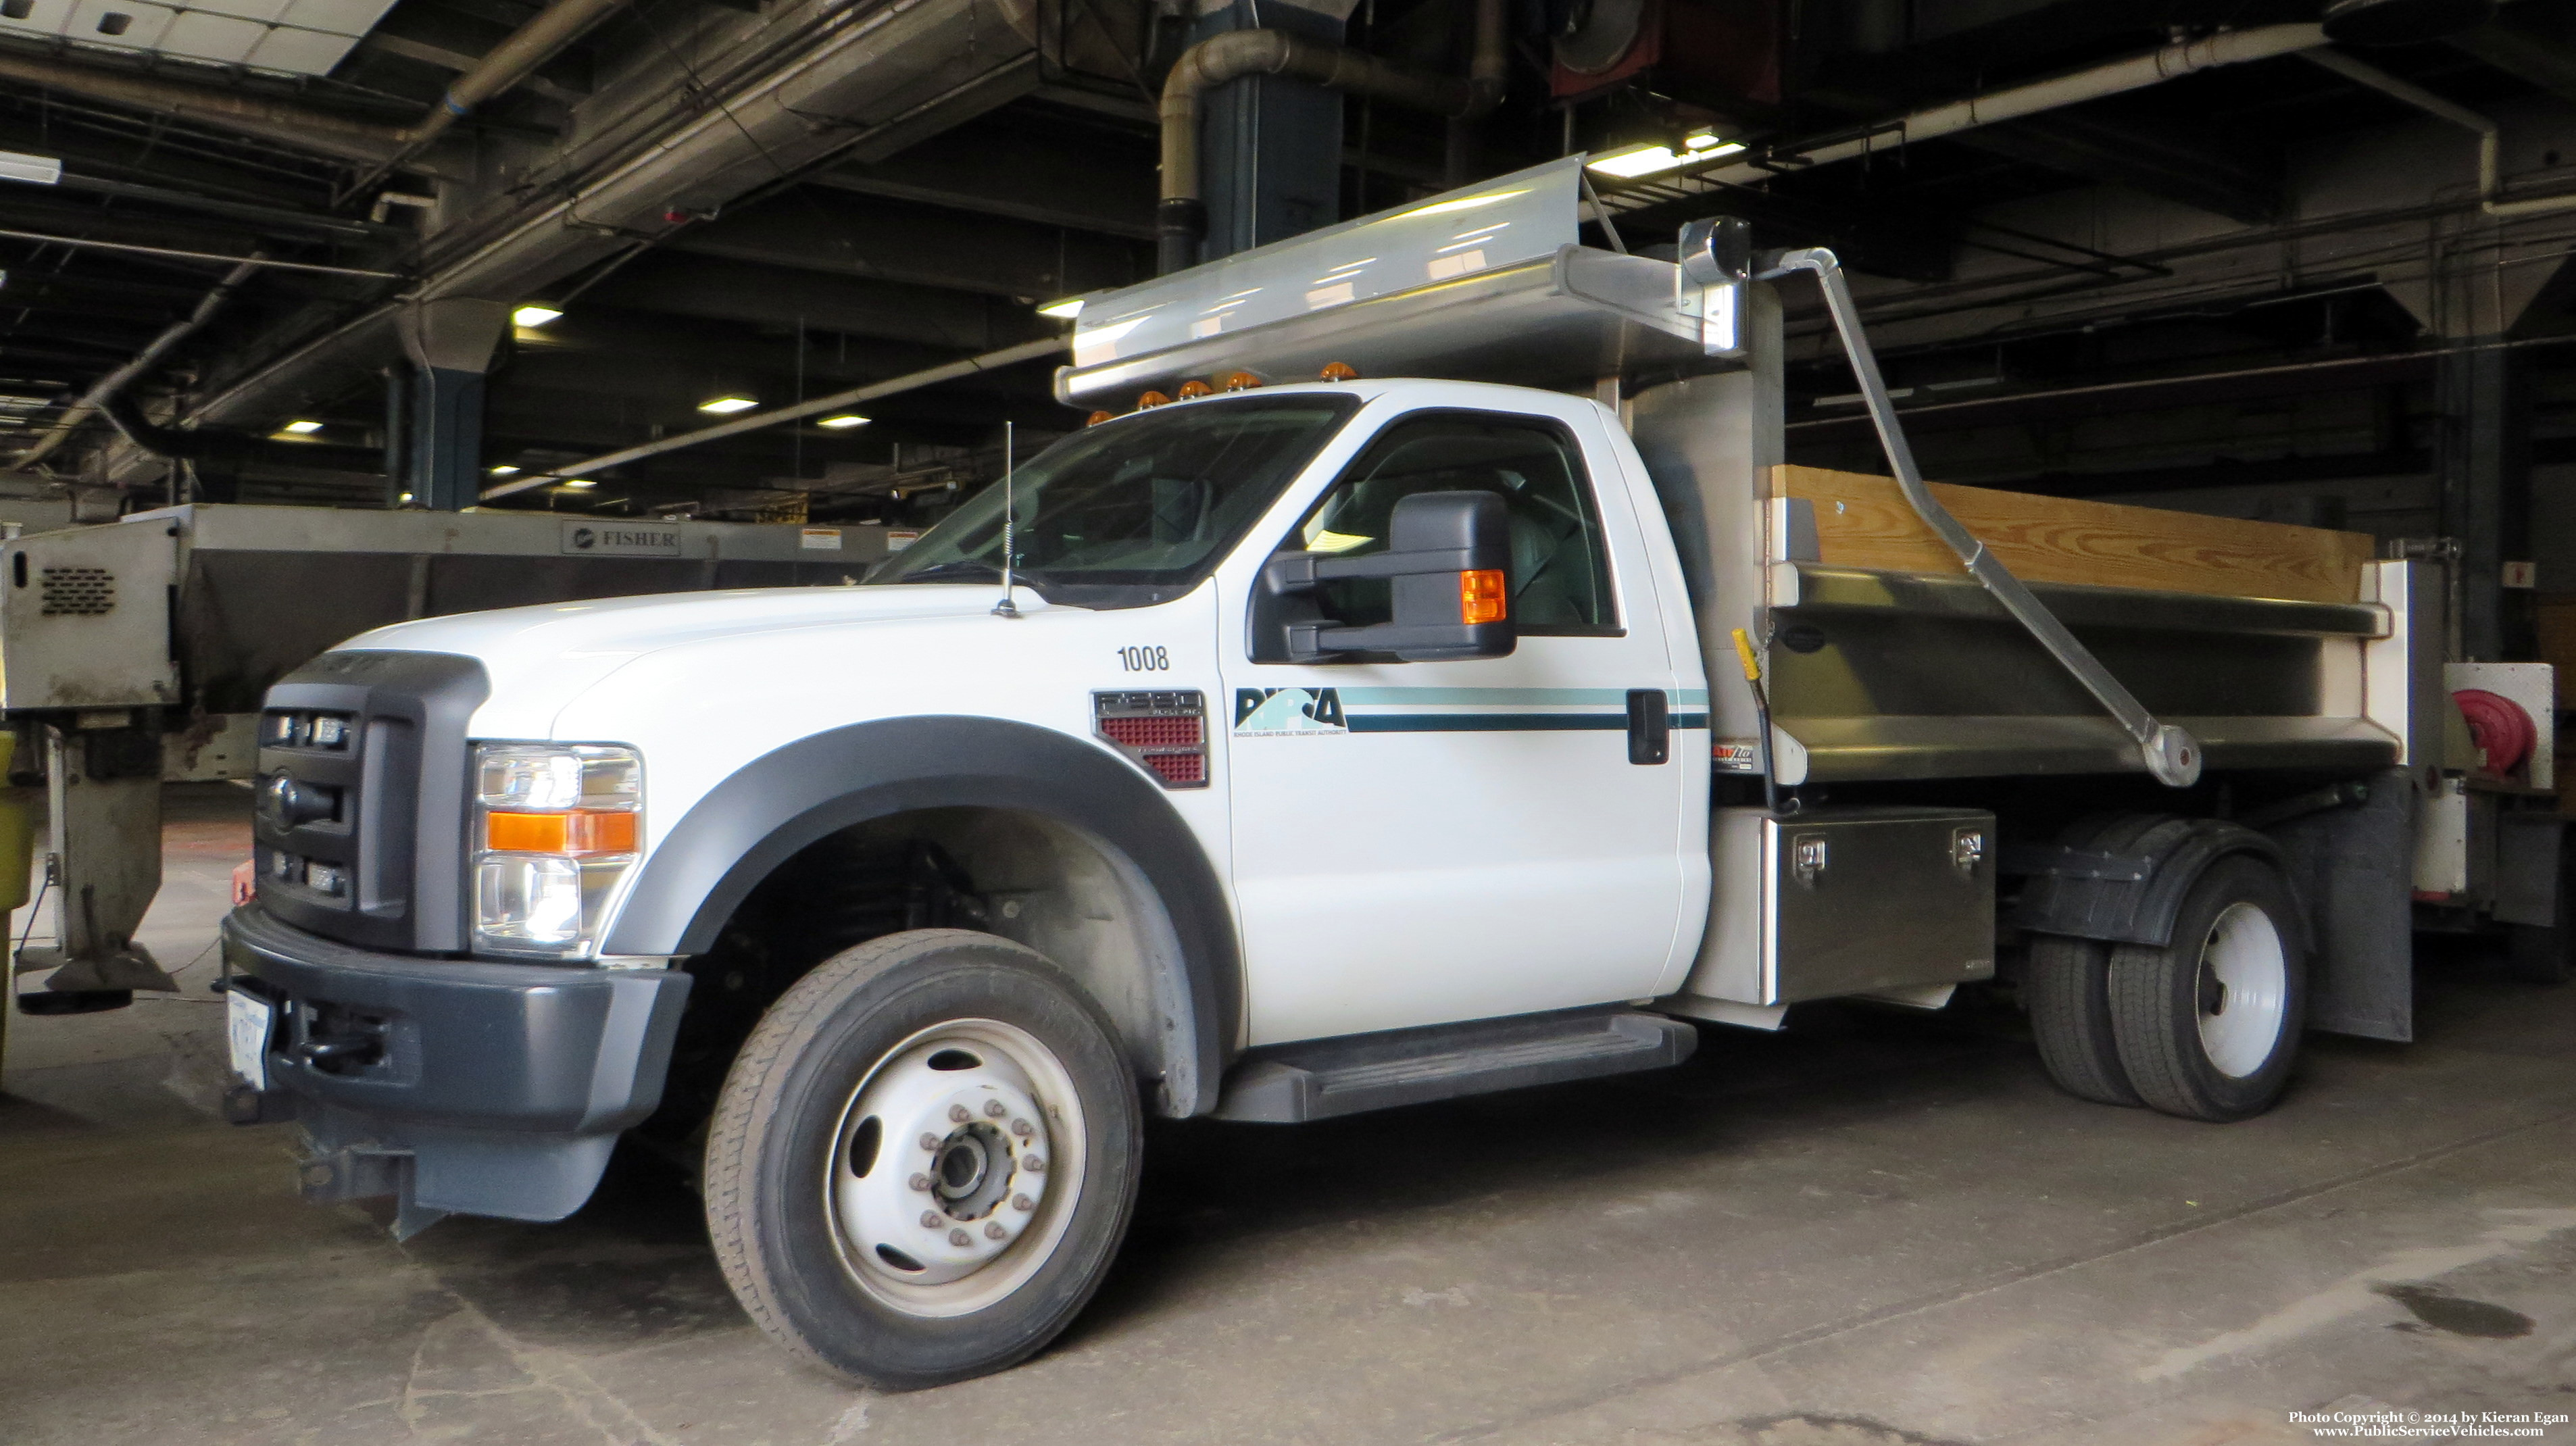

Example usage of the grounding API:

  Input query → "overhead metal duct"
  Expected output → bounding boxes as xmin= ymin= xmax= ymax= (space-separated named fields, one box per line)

xmin=103 ymin=0 xmax=1045 ymax=487
xmin=0 ymin=0 xmax=624 ymax=166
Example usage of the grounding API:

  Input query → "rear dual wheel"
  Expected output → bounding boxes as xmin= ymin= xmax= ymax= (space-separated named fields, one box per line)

xmin=2029 ymin=857 xmax=2306 ymax=1122
xmin=703 ymin=929 xmax=1141 ymax=1389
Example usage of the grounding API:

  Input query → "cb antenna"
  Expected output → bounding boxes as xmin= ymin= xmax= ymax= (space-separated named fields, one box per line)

xmin=991 ymin=419 xmax=1020 ymax=618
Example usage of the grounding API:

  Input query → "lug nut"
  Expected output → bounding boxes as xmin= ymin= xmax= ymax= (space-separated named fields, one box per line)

xmin=1012 ymin=1193 xmax=1034 ymax=1212
xmin=984 ymin=1099 xmax=1007 ymax=1118
xmin=920 ymin=1211 xmax=941 ymax=1228
xmin=949 ymin=1104 xmax=971 ymax=1124
xmin=948 ymin=1228 xmax=971 ymax=1247
xmin=984 ymin=1222 xmax=1006 ymax=1240
xmin=1024 ymin=1155 xmax=1045 ymax=1173
xmin=918 ymin=1132 xmax=940 ymax=1151
xmin=908 ymin=1173 xmax=932 ymax=1192
xmin=1010 ymin=1118 xmax=1033 ymax=1137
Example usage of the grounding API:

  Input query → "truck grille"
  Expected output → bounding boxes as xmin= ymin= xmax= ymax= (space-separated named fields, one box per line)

xmin=253 ymin=651 xmax=489 ymax=953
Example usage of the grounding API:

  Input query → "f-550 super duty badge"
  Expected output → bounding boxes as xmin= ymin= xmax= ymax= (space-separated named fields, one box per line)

xmin=1233 ymin=688 xmax=1345 ymax=737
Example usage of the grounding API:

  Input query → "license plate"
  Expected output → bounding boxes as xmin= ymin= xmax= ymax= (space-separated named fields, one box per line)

xmin=226 ymin=986 xmax=274 ymax=1093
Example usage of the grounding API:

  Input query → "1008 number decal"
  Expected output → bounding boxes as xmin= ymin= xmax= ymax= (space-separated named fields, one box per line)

xmin=1118 ymin=646 xmax=1170 ymax=672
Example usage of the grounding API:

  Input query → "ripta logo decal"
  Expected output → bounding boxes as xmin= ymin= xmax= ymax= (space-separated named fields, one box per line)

xmin=1233 ymin=687 xmax=1346 ymax=737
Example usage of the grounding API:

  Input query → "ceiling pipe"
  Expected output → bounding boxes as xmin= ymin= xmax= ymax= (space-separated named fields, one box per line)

xmin=2304 ymin=49 xmax=2576 ymax=218
xmin=365 ymin=0 xmax=630 ymax=181
xmin=1444 ymin=0 xmax=1509 ymax=186
xmin=1157 ymin=0 xmax=1506 ymax=274
xmin=0 ymin=51 xmax=412 ymax=165
xmin=1598 ymin=23 xmax=2327 ymax=214
xmin=101 ymin=0 xmax=1039 ymax=486
xmin=10 ymin=257 xmax=262 ymax=472
xmin=0 ymin=0 xmax=625 ymax=170
xmin=481 ymin=335 xmax=1064 ymax=501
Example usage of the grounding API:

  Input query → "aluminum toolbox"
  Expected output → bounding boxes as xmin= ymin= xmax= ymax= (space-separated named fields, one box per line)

xmin=1690 ymin=805 xmax=1998 ymax=1007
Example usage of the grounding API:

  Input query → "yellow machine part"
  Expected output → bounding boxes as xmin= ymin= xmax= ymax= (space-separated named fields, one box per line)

xmin=0 ymin=732 xmax=34 ymax=914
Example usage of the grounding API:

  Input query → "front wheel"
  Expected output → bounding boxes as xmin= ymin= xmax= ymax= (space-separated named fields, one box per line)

xmin=2108 ymin=857 xmax=2306 ymax=1122
xmin=703 ymin=929 xmax=1142 ymax=1388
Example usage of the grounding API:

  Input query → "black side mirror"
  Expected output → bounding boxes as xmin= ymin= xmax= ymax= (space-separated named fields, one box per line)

xmin=1251 ymin=491 xmax=1517 ymax=664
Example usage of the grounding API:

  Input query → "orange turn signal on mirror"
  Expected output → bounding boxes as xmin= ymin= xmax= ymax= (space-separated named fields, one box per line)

xmin=484 ymin=809 xmax=640 ymax=856
xmin=1460 ymin=569 xmax=1506 ymax=625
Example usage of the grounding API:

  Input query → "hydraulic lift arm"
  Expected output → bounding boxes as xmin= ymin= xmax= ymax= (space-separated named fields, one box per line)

xmin=1762 ymin=247 xmax=2204 ymax=788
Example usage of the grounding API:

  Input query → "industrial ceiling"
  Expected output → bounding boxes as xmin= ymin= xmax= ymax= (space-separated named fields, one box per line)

xmin=0 ymin=0 xmax=2571 ymax=524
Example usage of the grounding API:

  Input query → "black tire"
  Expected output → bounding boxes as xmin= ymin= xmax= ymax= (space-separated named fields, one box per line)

xmin=704 ymin=928 xmax=1142 ymax=1389
xmin=2108 ymin=856 xmax=2306 ymax=1122
xmin=2025 ymin=934 xmax=2142 ymax=1107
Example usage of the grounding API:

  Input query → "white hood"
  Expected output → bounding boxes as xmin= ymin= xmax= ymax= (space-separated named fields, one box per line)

xmin=338 ymin=584 xmax=1056 ymax=737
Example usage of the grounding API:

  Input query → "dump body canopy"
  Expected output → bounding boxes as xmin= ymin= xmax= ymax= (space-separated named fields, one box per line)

xmin=1058 ymin=161 xmax=2406 ymax=784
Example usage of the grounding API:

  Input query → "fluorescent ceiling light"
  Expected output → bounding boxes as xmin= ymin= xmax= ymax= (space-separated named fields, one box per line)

xmin=0 ymin=151 xmax=61 ymax=186
xmin=699 ymin=396 xmax=758 ymax=414
xmin=489 ymin=464 xmax=520 ymax=475
xmin=1586 ymin=137 xmax=1747 ymax=180
xmin=1035 ymin=297 xmax=1085 ymax=319
xmin=512 ymin=304 xmax=563 ymax=328
xmin=560 ymin=478 xmax=596 ymax=489
xmin=280 ymin=419 xmax=323 ymax=434
xmin=818 ymin=414 xmax=870 ymax=429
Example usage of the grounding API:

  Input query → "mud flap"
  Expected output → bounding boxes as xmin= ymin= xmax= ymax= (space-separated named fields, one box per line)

xmin=2270 ymin=767 xmax=2416 ymax=1042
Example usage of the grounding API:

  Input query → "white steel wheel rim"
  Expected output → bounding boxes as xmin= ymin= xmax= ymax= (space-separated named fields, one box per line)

xmin=2196 ymin=901 xmax=2289 ymax=1078
xmin=826 ymin=1018 xmax=1087 ymax=1319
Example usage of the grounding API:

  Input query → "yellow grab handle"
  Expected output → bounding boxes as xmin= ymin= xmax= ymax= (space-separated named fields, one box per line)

xmin=1729 ymin=627 xmax=1762 ymax=684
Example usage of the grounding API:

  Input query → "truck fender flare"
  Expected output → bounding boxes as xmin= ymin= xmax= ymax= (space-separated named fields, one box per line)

xmin=600 ymin=715 xmax=1241 ymax=1114
xmin=2007 ymin=813 xmax=2308 ymax=952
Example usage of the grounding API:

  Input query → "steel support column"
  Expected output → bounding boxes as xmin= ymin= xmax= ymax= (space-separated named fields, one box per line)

xmin=2439 ymin=338 xmax=2532 ymax=661
xmin=1190 ymin=0 xmax=1352 ymax=265
xmin=393 ymin=300 xmax=510 ymax=511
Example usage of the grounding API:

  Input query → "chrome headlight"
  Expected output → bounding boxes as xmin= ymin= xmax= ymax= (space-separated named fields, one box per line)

xmin=471 ymin=742 xmax=642 ymax=958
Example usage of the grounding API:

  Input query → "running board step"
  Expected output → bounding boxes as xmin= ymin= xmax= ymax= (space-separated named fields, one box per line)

xmin=1212 ymin=1007 xmax=1696 ymax=1123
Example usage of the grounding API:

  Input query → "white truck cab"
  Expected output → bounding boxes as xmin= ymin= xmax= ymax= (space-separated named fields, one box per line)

xmin=222 ymin=159 xmax=2567 ymax=1389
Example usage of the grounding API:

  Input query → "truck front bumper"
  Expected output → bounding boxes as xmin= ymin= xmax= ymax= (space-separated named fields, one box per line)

xmin=220 ymin=903 xmax=691 ymax=1226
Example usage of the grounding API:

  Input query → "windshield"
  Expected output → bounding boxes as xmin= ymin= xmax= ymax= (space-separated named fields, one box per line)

xmin=862 ymin=393 xmax=1362 ymax=607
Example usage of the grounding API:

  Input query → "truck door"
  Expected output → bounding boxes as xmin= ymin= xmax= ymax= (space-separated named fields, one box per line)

xmin=1218 ymin=400 xmax=1690 ymax=1045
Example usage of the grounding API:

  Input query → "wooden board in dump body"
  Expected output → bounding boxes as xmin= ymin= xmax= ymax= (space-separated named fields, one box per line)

xmin=1773 ymin=466 xmax=2374 ymax=605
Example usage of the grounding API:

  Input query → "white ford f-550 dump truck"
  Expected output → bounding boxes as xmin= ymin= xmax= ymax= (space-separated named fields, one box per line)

xmin=214 ymin=159 xmax=2568 ymax=1388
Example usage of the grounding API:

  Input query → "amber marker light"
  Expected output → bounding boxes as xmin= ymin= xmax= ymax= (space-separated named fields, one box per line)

xmin=483 ymin=809 xmax=641 ymax=856
xmin=1222 ymin=371 xmax=1262 ymax=391
xmin=1176 ymin=379 xmax=1213 ymax=399
xmin=1086 ymin=409 xmax=1114 ymax=426
xmin=1137 ymin=390 xmax=1172 ymax=408
xmin=1319 ymin=362 xmax=1359 ymax=382
xmin=1460 ymin=569 xmax=1507 ymax=625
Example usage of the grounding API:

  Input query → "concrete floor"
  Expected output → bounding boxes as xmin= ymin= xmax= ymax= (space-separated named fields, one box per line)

xmin=4 ymin=789 xmax=2574 ymax=1445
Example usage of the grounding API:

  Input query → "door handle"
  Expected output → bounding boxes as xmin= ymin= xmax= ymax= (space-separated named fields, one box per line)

xmin=1626 ymin=689 xmax=1670 ymax=765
